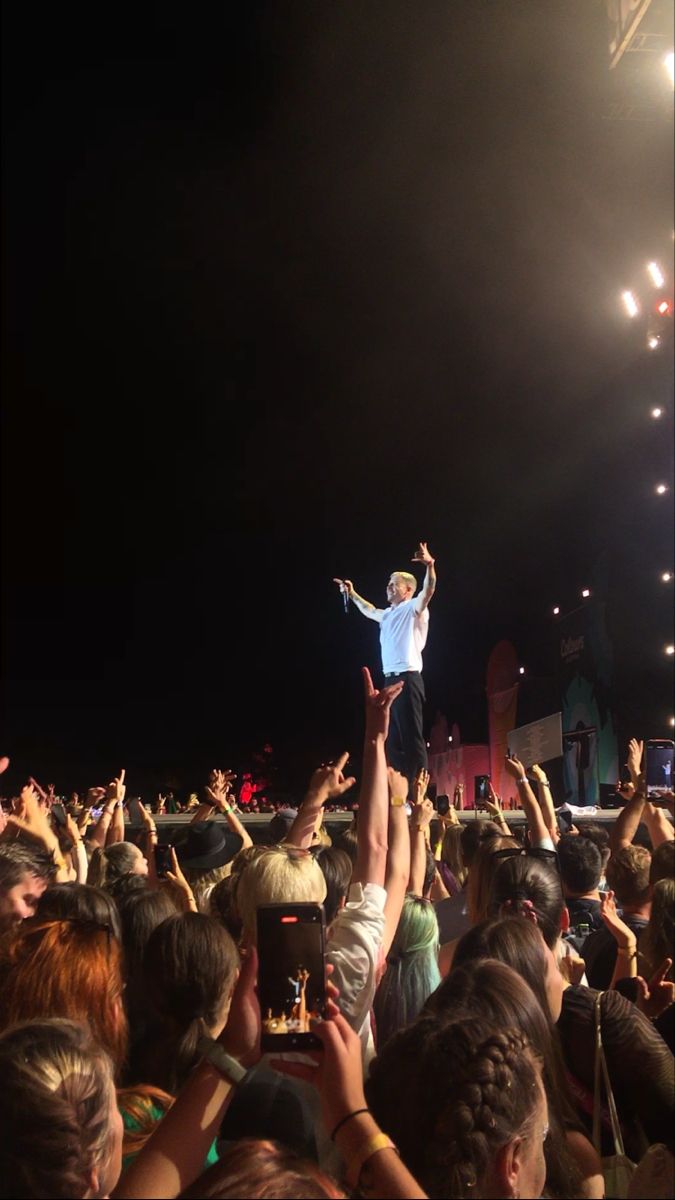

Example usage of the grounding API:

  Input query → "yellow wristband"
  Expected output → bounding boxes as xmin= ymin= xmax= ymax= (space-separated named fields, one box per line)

xmin=347 ymin=1132 xmax=398 ymax=1190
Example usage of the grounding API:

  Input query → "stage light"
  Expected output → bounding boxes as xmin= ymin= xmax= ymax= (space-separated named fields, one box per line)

xmin=553 ymin=605 xmax=560 ymax=615
xmin=662 ymin=572 xmax=673 ymax=582
xmin=666 ymin=51 xmax=674 ymax=87
xmin=622 ymin=291 xmax=639 ymax=317
xmin=648 ymin=336 xmax=661 ymax=349
xmin=652 ymin=407 xmax=663 ymax=418
xmin=670 ymin=716 xmax=675 ymax=728
xmin=656 ymin=483 xmax=669 ymax=495
xmin=518 ymin=666 xmax=525 ymax=675
xmin=657 ymin=300 xmax=671 ymax=315
xmin=581 ymin=588 xmax=591 ymax=598
xmin=648 ymin=262 xmax=665 ymax=288
xmin=666 ymin=645 xmax=675 ymax=656
xmin=448 ymin=736 xmax=453 ymax=743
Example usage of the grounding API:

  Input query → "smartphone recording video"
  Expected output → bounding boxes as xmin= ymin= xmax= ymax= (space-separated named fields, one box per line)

xmin=646 ymin=740 xmax=674 ymax=797
xmin=154 ymin=843 xmax=173 ymax=878
xmin=257 ymin=903 xmax=327 ymax=1051
xmin=474 ymin=775 xmax=491 ymax=804
xmin=436 ymin=794 xmax=450 ymax=817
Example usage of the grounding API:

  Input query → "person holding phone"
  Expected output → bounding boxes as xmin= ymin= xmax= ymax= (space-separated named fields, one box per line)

xmin=333 ymin=541 xmax=437 ymax=788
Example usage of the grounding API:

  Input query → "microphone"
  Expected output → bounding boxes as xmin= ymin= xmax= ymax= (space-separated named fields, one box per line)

xmin=341 ymin=584 xmax=349 ymax=614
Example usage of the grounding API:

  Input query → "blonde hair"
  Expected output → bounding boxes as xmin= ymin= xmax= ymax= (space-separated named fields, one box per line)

xmin=182 ymin=863 xmax=233 ymax=912
xmin=0 ymin=1017 xmax=116 ymax=1199
xmin=234 ymin=847 xmax=327 ymax=943
xmin=442 ymin=826 xmax=467 ymax=888
xmin=394 ymin=571 xmax=417 ymax=595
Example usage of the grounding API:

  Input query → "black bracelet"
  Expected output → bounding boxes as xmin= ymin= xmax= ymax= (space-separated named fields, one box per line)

xmin=330 ymin=1107 xmax=370 ymax=1142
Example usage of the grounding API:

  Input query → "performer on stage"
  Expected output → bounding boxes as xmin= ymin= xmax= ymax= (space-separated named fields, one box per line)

xmin=334 ymin=542 xmax=436 ymax=786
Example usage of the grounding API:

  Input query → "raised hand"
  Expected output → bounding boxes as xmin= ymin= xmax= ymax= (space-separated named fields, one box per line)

xmin=307 ymin=752 xmax=356 ymax=804
xmin=86 ymin=786 xmax=107 ymax=808
xmin=362 ymin=666 xmax=403 ymax=741
xmin=412 ymin=767 xmax=429 ymax=807
xmin=106 ymin=769 xmax=126 ymax=806
xmin=504 ymin=753 xmax=527 ymax=781
xmin=626 ymin=739 xmax=644 ymax=786
xmin=206 ymin=768 xmax=237 ymax=810
xmin=600 ymin=890 xmax=636 ymax=951
xmin=636 ymin=958 xmax=675 ymax=1021
xmin=218 ymin=945 xmax=261 ymax=1069
xmin=332 ymin=577 xmax=354 ymax=598
xmin=165 ymin=846 xmax=197 ymax=912
xmin=485 ymin=780 xmax=504 ymax=819
xmin=411 ymin=542 xmax=434 ymax=566
xmin=387 ymin=766 xmax=409 ymax=804
xmin=0 ymin=756 xmax=9 ymax=775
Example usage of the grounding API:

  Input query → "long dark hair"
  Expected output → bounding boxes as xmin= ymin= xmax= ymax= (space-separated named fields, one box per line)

xmin=428 ymin=951 xmax=582 ymax=1198
xmin=487 ymin=854 xmax=564 ymax=948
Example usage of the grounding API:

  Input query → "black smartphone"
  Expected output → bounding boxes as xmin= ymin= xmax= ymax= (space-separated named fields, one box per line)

xmin=474 ymin=775 xmax=491 ymax=804
xmin=51 ymin=802 xmax=67 ymax=828
xmin=645 ymin=739 xmax=674 ymax=796
xmin=258 ymin=902 xmax=327 ymax=1051
xmin=154 ymin=844 xmax=173 ymax=878
xmin=436 ymin=794 xmax=450 ymax=817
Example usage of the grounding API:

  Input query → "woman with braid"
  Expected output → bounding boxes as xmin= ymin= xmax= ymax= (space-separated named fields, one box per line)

xmin=366 ymin=1014 xmax=548 ymax=1199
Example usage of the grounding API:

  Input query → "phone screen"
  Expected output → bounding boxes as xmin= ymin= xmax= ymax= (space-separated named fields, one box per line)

xmin=154 ymin=844 xmax=173 ymax=878
xmin=257 ymin=903 xmax=327 ymax=1051
xmin=474 ymin=775 xmax=490 ymax=803
xmin=646 ymin=741 xmax=674 ymax=795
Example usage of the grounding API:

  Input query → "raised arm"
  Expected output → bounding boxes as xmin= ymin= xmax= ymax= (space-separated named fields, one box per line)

xmin=333 ymin=578 xmax=384 ymax=623
xmin=284 ymin=754 xmax=356 ymax=850
xmin=382 ymin=768 xmax=411 ymax=957
xmin=409 ymin=769 xmax=434 ymax=896
xmin=411 ymin=542 xmax=437 ymax=614
xmin=106 ymin=771 xmax=126 ymax=845
xmin=528 ymin=763 xmax=558 ymax=843
xmin=206 ymin=770 xmax=253 ymax=851
xmin=611 ymin=740 xmax=647 ymax=854
xmin=352 ymin=668 xmax=404 ymax=888
xmin=504 ymin=755 xmax=551 ymax=846
xmin=642 ymin=798 xmax=675 ymax=849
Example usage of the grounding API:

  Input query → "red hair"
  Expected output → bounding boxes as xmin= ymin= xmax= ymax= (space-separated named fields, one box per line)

xmin=0 ymin=918 xmax=127 ymax=1075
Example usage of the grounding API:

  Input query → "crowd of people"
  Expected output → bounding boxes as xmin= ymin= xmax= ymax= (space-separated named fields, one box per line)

xmin=0 ymin=687 xmax=673 ymax=1198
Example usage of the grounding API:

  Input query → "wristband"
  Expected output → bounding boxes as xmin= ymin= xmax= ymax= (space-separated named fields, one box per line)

xmin=390 ymin=796 xmax=407 ymax=808
xmin=330 ymin=1107 xmax=370 ymax=1141
xmin=517 ymin=777 xmax=529 ymax=786
xmin=347 ymin=1132 xmax=398 ymax=1190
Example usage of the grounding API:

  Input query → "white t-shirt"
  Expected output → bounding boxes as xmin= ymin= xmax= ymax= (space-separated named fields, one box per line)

xmin=379 ymin=597 xmax=429 ymax=674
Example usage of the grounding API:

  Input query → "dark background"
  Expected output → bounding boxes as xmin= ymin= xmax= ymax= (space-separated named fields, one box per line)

xmin=2 ymin=2 xmax=673 ymax=797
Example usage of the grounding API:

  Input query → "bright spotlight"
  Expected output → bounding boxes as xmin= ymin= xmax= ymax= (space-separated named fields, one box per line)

xmin=581 ymin=588 xmax=591 ymax=598
xmin=519 ymin=667 xmax=525 ymax=675
xmin=552 ymin=605 xmax=560 ymax=615
xmin=656 ymin=484 xmax=669 ymax=495
xmin=648 ymin=262 xmax=665 ymax=288
xmin=657 ymin=300 xmax=671 ymax=316
xmin=670 ymin=716 xmax=675 ymax=728
xmin=665 ymin=50 xmax=674 ymax=86
xmin=652 ymin=407 xmax=663 ymax=417
xmin=648 ymin=336 xmax=661 ymax=349
xmin=662 ymin=572 xmax=673 ymax=582
xmin=622 ymin=291 xmax=639 ymax=318
xmin=448 ymin=736 xmax=453 ymax=743
xmin=666 ymin=645 xmax=675 ymax=656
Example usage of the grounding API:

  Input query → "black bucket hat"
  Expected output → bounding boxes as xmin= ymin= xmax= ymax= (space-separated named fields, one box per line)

xmin=175 ymin=821 xmax=243 ymax=870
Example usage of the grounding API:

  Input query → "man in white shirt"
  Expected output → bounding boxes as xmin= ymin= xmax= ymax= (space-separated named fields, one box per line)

xmin=334 ymin=542 xmax=437 ymax=787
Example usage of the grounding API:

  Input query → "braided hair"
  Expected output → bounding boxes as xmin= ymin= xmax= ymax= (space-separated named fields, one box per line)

xmin=366 ymin=1015 xmax=542 ymax=1199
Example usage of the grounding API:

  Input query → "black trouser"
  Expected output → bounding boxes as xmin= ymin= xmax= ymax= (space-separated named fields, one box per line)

xmin=383 ymin=670 xmax=428 ymax=788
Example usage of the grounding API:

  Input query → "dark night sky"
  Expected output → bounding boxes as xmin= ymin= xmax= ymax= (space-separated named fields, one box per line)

xmin=2 ymin=2 xmax=673 ymax=795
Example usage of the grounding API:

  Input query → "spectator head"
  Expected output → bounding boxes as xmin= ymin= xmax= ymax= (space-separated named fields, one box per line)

xmin=488 ymin=853 xmax=566 ymax=950
xmin=575 ymin=822 xmax=611 ymax=873
xmin=650 ymin=840 xmax=675 ymax=886
xmin=366 ymin=1015 xmax=547 ymax=1200
xmin=639 ymin=878 xmax=675 ymax=981
xmin=313 ymin=847 xmax=352 ymax=925
xmin=453 ymin=915 xmax=565 ymax=1025
xmin=267 ymin=807 xmax=297 ymax=845
xmin=180 ymin=1138 xmax=344 ymax=1199
xmin=209 ymin=875 xmax=243 ymax=942
xmin=0 ymin=1017 xmax=123 ymax=1199
xmin=87 ymin=842 xmax=148 ymax=892
xmin=0 ymin=841 xmax=56 ymax=927
xmin=0 ymin=918 xmax=127 ymax=1076
xmin=556 ymin=835 xmax=602 ymax=898
xmin=174 ymin=822 xmax=244 ymax=912
xmin=373 ymin=895 xmax=441 ymax=1049
xmin=467 ymin=835 xmax=520 ymax=924
xmin=115 ymin=886 xmax=178 ymax=990
xmin=36 ymin=882 xmax=122 ymax=942
xmin=606 ymin=845 xmax=652 ymax=910
xmin=333 ymin=819 xmax=358 ymax=866
xmin=140 ymin=913 xmax=240 ymax=1093
xmin=459 ymin=819 xmax=502 ymax=869
xmin=441 ymin=824 xmax=467 ymax=887
xmin=233 ymin=846 xmax=327 ymax=944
